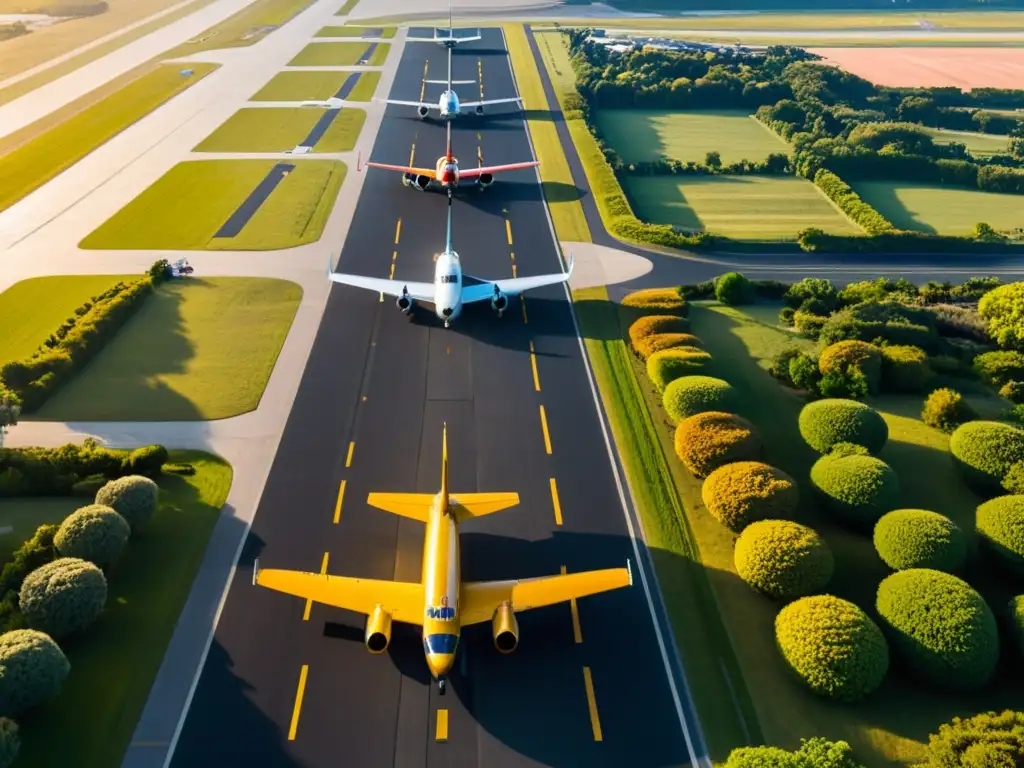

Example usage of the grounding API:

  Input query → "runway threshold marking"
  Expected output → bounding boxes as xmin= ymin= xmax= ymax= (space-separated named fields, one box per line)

xmin=582 ymin=667 xmax=603 ymax=741
xmin=303 ymin=553 xmax=330 ymax=620
xmin=345 ymin=441 xmax=355 ymax=467
xmin=560 ymin=565 xmax=583 ymax=641
xmin=539 ymin=405 xmax=552 ymax=454
xmin=436 ymin=709 xmax=449 ymax=741
xmin=549 ymin=478 xmax=562 ymax=526
xmin=333 ymin=480 xmax=346 ymax=524
xmin=477 ymin=58 xmax=484 ymax=99
xmin=529 ymin=341 xmax=540 ymax=391
xmin=288 ymin=665 xmax=310 ymax=741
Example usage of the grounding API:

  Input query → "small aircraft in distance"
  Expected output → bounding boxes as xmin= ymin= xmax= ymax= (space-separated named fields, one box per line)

xmin=253 ymin=425 xmax=633 ymax=694
xmin=405 ymin=0 xmax=481 ymax=48
xmin=363 ymin=120 xmax=539 ymax=195
xmin=326 ymin=197 xmax=573 ymax=328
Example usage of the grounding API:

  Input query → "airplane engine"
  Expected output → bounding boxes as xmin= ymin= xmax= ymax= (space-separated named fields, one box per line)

xmin=418 ymin=105 xmax=430 ymax=119
xmin=403 ymin=173 xmax=431 ymax=191
xmin=365 ymin=606 xmax=393 ymax=654
xmin=490 ymin=290 xmax=508 ymax=315
xmin=492 ymin=602 xmax=518 ymax=653
xmin=396 ymin=295 xmax=414 ymax=313
xmin=474 ymin=105 xmax=485 ymax=116
xmin=477 ymin=172 xmax=494 ymax=188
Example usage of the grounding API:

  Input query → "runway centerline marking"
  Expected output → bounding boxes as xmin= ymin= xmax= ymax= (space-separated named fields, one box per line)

xmin=303 ymin=553 xmax=330 ymax=620
xmin=333 ymin=480 xmax=346 ymax=524
xmin=408 ymin=142 xmax=415 ymax=167
xmin=477 ymin=58 xmax=484 ymax=100
xmin=345 ymin=441 xmax=355 ymax=468
xmin=394 ymin=218 xmax=402 ymax=245
xmin=550 ymin=478 xmax=562 ymax=526
xmin=505 ymin=219 xmax=513 ymax=245
xmin=420 ymin=59 xmax=429 ymax=102
xmin=521 ymin=297 xmax=528 ymax=324
xmin=539 ymin=405 xmax=552 ymax=454
xmin=512 ymin=263 xmax=517 ymax=278
xmin=529 ymin=341 xmax=540 ymax=391
xmin=389 ymin=263 xmax=395 ymax=279
xmin=436 ymin=709 xmax=449 ymax=742
xmin=582 ymin=667 xmax=603 ymax=741
xmin=561 ymin=565 xmax=583 ymax=641
xmin=288 ymin=665 xmax=309 ymax=741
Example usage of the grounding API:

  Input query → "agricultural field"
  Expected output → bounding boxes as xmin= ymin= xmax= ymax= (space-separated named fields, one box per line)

xmin=808 ymin=47 xmax=1024 ymax=89
xmin=288 ymin=41 xmax=384 ymax=66
xmin=35 ymin=278 xmax=302 ymax=421
xmin=554 ymin=11 xmax=1024 ymax=31
xmin=79 ymin=159 xmax=346 ymax=250
xmin=193 ymin=107 xmax=365 ymax=152
xmin=624 ymin=175 xmax=860 ymax=240
xmin=851 ymin=180 xmax=1024 ymax=236
xmin=595 ymin=109 xmax=788 ymax=165
xmin=250 ymin=71 xmax=378 ymax=101
xmin=922 ymin=126 xmax=1011 ymax=158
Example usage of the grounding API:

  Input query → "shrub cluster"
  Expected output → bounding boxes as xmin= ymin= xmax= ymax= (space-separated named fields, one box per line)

xmin=0 ymin=441 xmax=168 ymax=498
xmin=715 ymin=272 xmax=754 ymax=305
xmin=621 ymin=288 xmax=687 ymax=314
xmin=876 ymin=569 xmax=999 ymax=690
xmin=725 ymin=737 xmax=865 ymax=768
xmin=976 ymin=495 xmax=1024 ymax=577
xmin=811 ymin=452 xmax=900 ymax=529
xmin=799 ymin=399 xmax=889 ymax=455
xmin=646 ymin=347 xmax=712 ymax=391
xmin=662 ymin=376 xmax=737 ymax=423
xmin=872 ymin=509 xmax=967 ymax=573
xmin=19 ymin=557 xmax=107 ymax=640
xmin=0 ymin=629 xmax=69 ymax=716
xmin=880 ymin=345 xmax=933 ymax=393
xmin=949 ymin=420 xmax=1024 ymax=496
xmin=775 ymin=595 xmax=889 ymax=703
xmin=979 ymin=283 xmax=1024 ymax=350
xmin=924 ymin=710 xmax=1024 ymax=768
xmin=812 ymin=169 xmax=895 ymax=236
xmin=95 ymin=475 xmax=159 ymax=533
xmin=819 ymin=340 xmax=882 ymax=394
xmin=628 ymin=315 xmax=691 ymax=359
xmin=922 ymin=388 xmax=976 ymax=433
xmin=674 ymin=411 xmax=762 ymax=478
xmin=973 ymin=350 xmax=1024 ymax=388
xmin=53 ymin=504 xmax=130 ymax=568
xmin=1009 ymin=595 xmax=1024 ymax=659
xmin=637 ymin=333 xmax=703 ymax=359
xmin=735 ymin=520 xmax=834 ymax=600
xmin=701 ymin=461 xmax=799 ymax=533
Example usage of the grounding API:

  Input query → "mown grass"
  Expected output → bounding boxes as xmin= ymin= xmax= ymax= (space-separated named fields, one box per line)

xmin=249 ymin=71 xmax=379 ymax=102
xmin=625 ymin=175 xmax=860 ymax=240
xmin=503 ymin=24 xmax=590 ymax=243
xmin=37 ymin=278 xmax=302 ymax=421
xmin=0 ymin=498 xmax=80 ymax=563
xmin=367 ymin=42 xmax=389 ymax=66
xmin=336 ymin=0 xmax=359 ymax=14
xmin=595 ymin=109 xmax=789 ymax=165
xmin=14 ymin=452 xmax=233 ymax=768
xmin=349 ymin=71 xmax=380 ymax=100
xmin=0 ymin=275 xmax=134 ymax=361
xmin=923 ymin=126 xmax=1011 ymax=157
xmin=288 ymin=41 xmax=372 ymax=66
xmin=0 ymin=63 xmax=218 ymax=215
xmin=80 ymin=159 xmax=346 ymax=250
xmin=161 ymin=0 xmax=317 ymax=59
xmin=314 ymin=25 xmax=395 ymax=38
xmin=193 ymin=107 xmax=365 ymax=152
xmin=851 ymin=180 xmax=1024 ymax=236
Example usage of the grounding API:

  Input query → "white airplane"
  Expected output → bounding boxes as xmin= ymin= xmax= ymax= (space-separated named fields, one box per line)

xmin=379 ymin=46 xmax=520 ymax=119
xmin=406 ymin=0 xmax=481 ymax=48
xmin=327 ymin=198 xmax=573 ymax=328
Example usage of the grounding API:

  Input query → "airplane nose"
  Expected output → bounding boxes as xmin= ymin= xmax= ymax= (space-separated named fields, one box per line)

xmin=427 ymin=653 xmax=455 ymax=679
xmin=442 ymin=307 xmax=453 ymax=317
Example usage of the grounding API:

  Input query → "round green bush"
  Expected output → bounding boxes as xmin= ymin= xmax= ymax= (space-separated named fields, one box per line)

xmin=674 ymin=412 xmax=762 ymax=478
xmin=876 ymin=569 xmax=999 ymax=690
xmin=0 ymin=629 xmax=69 ymax=716
xmin=819 ymin=340 xmax=883 ymax=393
xmin=873 ymin=509 xmax=967 ymax=573
xmin=715 ymin=272 xmax=754 ymax=305
xmin=19 ymin=557 xmax=108 ymax=640
xmin=949 ymin=420 xmax=1024 ymax=497
xmin=662 ymin=376 xmax=737 ymax=423
xmin=701 ymin=461 xmax=799 ymax=533
xmin=925 ymin=710 xmax=1024 ymax=768
xmin=54 ymin=504 xmax=130 ymax=568
xmin=976 ymin=495 xmax=1024 ymax=577
xmin=775 ymin=595 xmax=889 ymax=702
xmin=95 ymin=475 xmax=159 ymax=533
xmin=922 ymin=387 xmax=976 ymax=434
xmin=735 ymin=520 xmax=834 ymax=600
xmin=811 ymin=453 xmax=900 ymax=529
xmin=1008 ymin=595 xmax=1024 ymax=659
xmin=646 ymin=347 xmax=712 ymax=391
xmin=0 ymin=717 xmax=18 ymax=768
xmin=880 ymin=344 xmax=933 ymax=393
xmin=798 ymin=399 xmax=889 ymax=455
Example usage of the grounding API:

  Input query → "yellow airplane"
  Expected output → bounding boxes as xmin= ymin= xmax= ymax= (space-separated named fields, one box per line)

xmin=252 ymin=425 xmax=633 ymax=694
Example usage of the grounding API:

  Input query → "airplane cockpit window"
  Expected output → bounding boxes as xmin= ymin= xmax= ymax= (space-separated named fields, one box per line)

xmin=440 ymin=273 xmax=459 ymax=284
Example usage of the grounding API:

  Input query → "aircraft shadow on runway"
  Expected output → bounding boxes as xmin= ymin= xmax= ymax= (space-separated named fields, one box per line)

xmin=453 ymin=180 xmax=584 ymax=209
xmin=451 ymin=46 xmax=509 ymax=57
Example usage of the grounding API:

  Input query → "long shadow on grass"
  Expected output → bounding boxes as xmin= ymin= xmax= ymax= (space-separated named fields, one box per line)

xmin=594 ymin=109 xmax=671 ymax=165
xmin=854 ymin=182 xmax=935 ymax=235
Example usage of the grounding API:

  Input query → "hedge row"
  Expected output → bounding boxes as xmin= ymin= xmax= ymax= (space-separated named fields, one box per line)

xmin=812 ymin=169 xmax=895 ymax=236
xmin=0 ymin=442 xmax=168 ymax=498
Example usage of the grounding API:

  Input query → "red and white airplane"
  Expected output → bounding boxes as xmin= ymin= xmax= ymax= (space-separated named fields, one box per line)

xmin=362 ymin=122 xmax=539 ymax=195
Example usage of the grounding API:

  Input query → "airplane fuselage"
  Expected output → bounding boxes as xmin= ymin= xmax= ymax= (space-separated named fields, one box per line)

xmin=438 ymin=89 xmax=460 ymax=118
xmin=433 ymin=249 xmax=463 ymax=326
xmin=421 ymin=489 xmax=462 ymax=682
xmin=435 ymin=155 xmax=460 ymax=187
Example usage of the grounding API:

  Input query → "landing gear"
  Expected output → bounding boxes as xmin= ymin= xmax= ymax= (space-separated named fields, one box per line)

xmin=444 ymin=319 xmax=451 ymax=328
xmin=438 ymin=678 xmax=447 ymax=696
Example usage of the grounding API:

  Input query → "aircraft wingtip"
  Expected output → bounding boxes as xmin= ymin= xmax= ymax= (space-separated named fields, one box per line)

xmin=252 ymin=558 xmax=260 ymax=586
xmin=626 ymin=559 xmax=633 ymax=587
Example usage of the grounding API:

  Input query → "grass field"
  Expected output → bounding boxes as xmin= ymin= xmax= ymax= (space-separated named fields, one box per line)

xmin=923 ymin=126 xmax=1010 ymax=157
xmin=250 ymin=71 xmax=378 ymax=101
xmin=80 ymin=159 xmax=345 ymax=250
xmin=36 ymin=278 xmax=301 ymax=421
xmin=0 ymin=275 xmax=134 ymax=362
xmin=160 ymin=0 xmax=317 ymax=60
xmin=596 ymin=109 xmax=789 ymax=165
xmin=193 ymin=107 xmax=365 ymax=152
xmin=0 ymin=63 xmax=218 ymax=215
xmin=314 ymin=25 xmax=395 ymax=37
xmin=852 ymin=180 xmax=1024 ymax=236
xmin=625 ymin=175 xmax=860 ymax=240
xmin=11 ymin=451 xmax=232 ymax=768
xmin=288 ymin=41 xmax=374 ymax=66
xmin=0 ymin=498 xmax=80 ymax=564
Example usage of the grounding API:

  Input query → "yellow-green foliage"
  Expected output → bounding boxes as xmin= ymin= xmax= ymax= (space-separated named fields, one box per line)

xmin=663 ymin=375 xmax=737 ymax=423
xmin=798 ymin=398 xmax=889 ymax=455
xmin=639 ymin=334 xmax=703 ymax=359
xmin=873 ymin=509 xmax=967 ymax=573
xmin=674 ymin=410 xmax=762 ymax=478
xmin=647 ymin=347 xmax=712 ymax=391
xmin=622 ymin=287 xmax=688 ymax=314
xmin=735 ymin=520 xmax=834 ymax=600
xmin=949 ymin=421 xmax=1024 ymax=497
xmin=818 ymin=340 xmax=883 ymax=393
xmin=880 ymin=344 xmax=933 ymax=393
xmin=1009 ymin=596 xmax=1024 ymax=659
xmin=701 ymin=461 xmax=799 ymax=533
xmin=628 ymin=315 xmax=691 ymax=358
xmin=976 ymin=495 xmax=1024 ymax=576
xmin=922 ymin=387 xmax=976 ymax=433
xmin=810 ymin=452 xmax=900 ymax=529
xmin=775 ymin=595 xmax=889 ymax=702
xmin=0 ymin=629 xmax=69 ymax=717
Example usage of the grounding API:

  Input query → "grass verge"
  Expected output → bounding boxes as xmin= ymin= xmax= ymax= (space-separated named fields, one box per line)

xmin=0 ymin=63 xmax=218 ymax=215
xmin=315 ymin=24 xmax=394 ymax=37
xmin=249 ymin=71 xmax=378 ymax=102
xmin=36 ymin=277 xmax=302 ymax=421
xmin=12 ymin=451 xmax=233 ymax=768
xmin=80 ymin=159 xmax=346 ymax=250
xmin=336 ymin=0 xmax=360 ymax=15
xmin=288 ymin=41 xmax=372 ymax=66
xmin=367 ymin=42 xmax=390 ymax=66
xmin=193 ymin=107 xmax=365 ymax=152
xmin=160 ymin=0 xmax=317 ymax=59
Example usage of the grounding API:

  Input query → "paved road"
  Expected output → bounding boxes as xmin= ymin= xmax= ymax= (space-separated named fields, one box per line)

xmin=168 ymin=27 xmax=706 ymax=768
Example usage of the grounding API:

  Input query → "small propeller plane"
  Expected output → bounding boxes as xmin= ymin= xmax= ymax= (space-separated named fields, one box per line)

xmin=253 ymin=425 xmax=633 ymax=694
xmin=406 ymin=0 xmax=481 ymax=48
xmin=363 ymin=120 xmax=538 ymax=195
xmin=326 ymin=197 xmax=572 ymax=328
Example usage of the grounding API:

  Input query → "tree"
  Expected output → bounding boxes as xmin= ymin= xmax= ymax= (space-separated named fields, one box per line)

xmin=705 ymin=150 xmax=722 ymax=169
xmin=979 ymin=282 xmax=1024 ymax=349
xmin=924 ymin=710 xmax=1024 ymax=768
xmin=0 ymin=392 xmax=18 ymax=450
xmin=726 ymin=737 xmax=866 ymax=768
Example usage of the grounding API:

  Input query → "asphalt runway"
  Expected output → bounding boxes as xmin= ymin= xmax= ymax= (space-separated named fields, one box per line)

xmin=170 ymin=28 xmax=701 ymax=768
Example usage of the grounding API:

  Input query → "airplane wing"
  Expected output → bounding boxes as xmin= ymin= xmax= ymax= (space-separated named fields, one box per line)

xmin=254 ymin=563 xmax=426 ymax=625
xmin=459 ymin=563 xmax=633 ymax=626
xmin=329 ymin=272 xmax=435 ymax=302
xmin=460 ymin=160 xmax=539 ymax=179
xmin=460 ymin=97 xmax=522 ymax=108
xmin=425 ymin=79 xmax=476 ymax=85
xmin=365 ymin=161 xmax=436 ymax=176
xmin=382 ymin=99 xmax=434 ymax=109
xmin=451 ymin=493 xmax=520 ymax=520
xmin=461 ymin=255 xmax=574 ymax=303
xmin=367 ymin=492 xmax=436 ymax=522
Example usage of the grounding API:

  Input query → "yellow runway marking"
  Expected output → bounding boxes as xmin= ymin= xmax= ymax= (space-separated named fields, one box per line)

xmin=303 ymin=553 xmax=330 ymax=620
xmin=333 ymin=480 xmax=346 ymax=524
xmin=550 ymin=478 xmax=562 ymax=526
xmin=394 ymin=219 xmax=402 ymax=244
xmin=392 ymin=250 xmax=398 ymax=261
xmin=521 ymin=298 xmax=528 ymax=324
xmin=408 ymin=142 xmax=415 ymax=166
xmin=477 ymin=58 xmax=484 ymax=99
xmin=420 ymin=59 xmax=429 ymax=101
xmin=345 ymin=441 xmax=355 ymax=468
xmin=512 ymin=264 xmax=517 ymax=278
xmin=436 ymin=709 xmax=449 ymax=741
xmin=477 ymin=145 xmax=483 ymax=166
xmin=529 ymin=341 xmax=540 ymax=391
xmin=288 ymin=665 xmax=309 ymax=741
xmin=582 ymin=667 xmax=603 ymax=741
xmin=561 ymin=565 xmax=583 ymax=641
xmin=509 ymin=251 xmax=515 ymax=261
xmin=539 ymin=405 xmax=552 ymax=454
xmin=505 ymin=219 xmax=513 ymax=245
xmin=389 ymin=263 xmax=395 ymax=279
